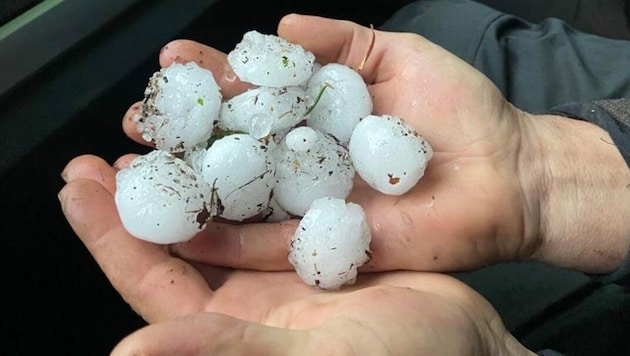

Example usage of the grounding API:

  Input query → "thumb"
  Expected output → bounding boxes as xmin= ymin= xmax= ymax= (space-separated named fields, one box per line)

xmin=111 ymin=312 xmax=308 ymax=356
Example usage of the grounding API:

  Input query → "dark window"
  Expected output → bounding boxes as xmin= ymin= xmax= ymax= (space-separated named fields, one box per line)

xmin=0 ymin=0 xmax=44 ymax=26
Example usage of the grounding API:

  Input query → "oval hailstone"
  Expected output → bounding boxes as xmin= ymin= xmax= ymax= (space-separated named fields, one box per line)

xmin=349 ymin=115 xmax=433 ymax=195
xmin=218 ymin=86 xmax=309 ymax=139
xmin=227 ymin=30 xmax=315 ymax=87
xmin=284 ymin=126 xmax=319 ymax=153
xmin=273 ymin=128 xmax=355 ymax=217
xmin=115 ymin=150 xmax=219 ymax=244
xmin=200 ymin=134 xmax=275 ymax=221
xmin=306 ymin=63 xmax=373 ymax=144
xmin=288 ymin=197 xmax=372 ymax=290
xmin=136 ymin=61 xmax=222 ymax=153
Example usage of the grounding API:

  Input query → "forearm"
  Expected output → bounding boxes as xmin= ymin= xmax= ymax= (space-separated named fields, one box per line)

xmin=525 ymin=113 xmax=630 ymax=273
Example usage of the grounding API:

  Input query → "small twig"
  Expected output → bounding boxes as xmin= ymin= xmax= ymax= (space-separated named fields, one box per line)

xmin=305 ymin=83 xmax=332 ymax=116
xmin=224 ymin=169 xmax=273 ymax=199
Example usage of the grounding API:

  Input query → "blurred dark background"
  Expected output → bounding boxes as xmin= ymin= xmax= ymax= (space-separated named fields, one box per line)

xmin=1 ymin=0 xmax=629 ymax=354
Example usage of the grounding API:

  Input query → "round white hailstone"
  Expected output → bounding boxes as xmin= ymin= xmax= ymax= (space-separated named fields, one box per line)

xmin=273 ymin=128 xmax=355 ymax=217
xmin=227 ymin=30 xmax=315 ymax=87
xmin=288 ymin=197 xmax=371 ymax=290
xmin=136 ymin=61 xmax=222 ymax=153
xmin=306 ymin=63 xmax=373 ymax=144
xmin=200 ymin=134 xmax=275 ymax=221
xmin=115 ymin=150 xmax=219 ymax=244
xmin=349 ymin=115 xmax=433 ymax=195
xmin=284 ymin=126 xmax=319 ymax=152
xmin=218 ymin=86 xmax=310 ymax=139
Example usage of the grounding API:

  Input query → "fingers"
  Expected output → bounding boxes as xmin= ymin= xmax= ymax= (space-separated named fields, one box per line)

xmin=159 ymin=39 xmax=250 ymax=99
xmin=59 ymin=175 xmax=213 ymax=323
xmin=122 ymin=101 xmax=148 ymax=147
xmin=61 ymin=154 xmax=118 ymax=193
xmin=113 ymin=153 xmax=140 ymax=170
xmin=170 ymin=220 xmax=300 ymax=271
xmin=111 ymin=312 xmax=307 ymax=356
xmin=277 ymin=14 xmax=394 ymax=85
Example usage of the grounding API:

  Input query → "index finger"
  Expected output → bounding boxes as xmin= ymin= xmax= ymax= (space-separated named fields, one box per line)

xmin=277 ymin=14 xmax=385 ymax=85
xmin=59 ymin=166 xmax=213 ymax=323
xmin=159 ymin=39 xmax=250 ymax=99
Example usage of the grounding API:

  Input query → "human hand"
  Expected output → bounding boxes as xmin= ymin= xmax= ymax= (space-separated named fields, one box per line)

xmin=58 ymin=157 xmax=531 ymax=355
xmin=121 ymin=14 xmax=544 ymax=273
xmin=119 ymin=14 xmax=630 ymax=274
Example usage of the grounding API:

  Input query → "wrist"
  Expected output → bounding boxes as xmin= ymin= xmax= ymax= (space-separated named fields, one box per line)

xmin=523 ymin=113 xmax=630 ymax=273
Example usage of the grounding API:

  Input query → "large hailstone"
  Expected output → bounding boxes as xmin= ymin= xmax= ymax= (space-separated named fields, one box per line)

xmin=273 ymin=127 xmax=355 ymax=217
xmin=306 ymin=63 xmax=373 ymax=144
xmin=115 ymin=150 xmax=219 ymax=244
xmin=136 ymin=61 xmax=222 ymax=153
xmin=200 ymin=134 xmax=275 ymax=221
xmin=349 ymin=115 xmax=433 ymax=195
xmin=227 ymin=30 xmax=315 ymax=87
xmin=289 ymin=197 xmax=372 ymax=290
xmin=218 ymin=86 xmax=310 ymax=139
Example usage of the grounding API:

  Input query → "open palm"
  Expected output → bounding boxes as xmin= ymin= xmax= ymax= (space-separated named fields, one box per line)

xmin=118 ymin=14 xmax=541 ymax=273
xmin=59 ymin=155 xmax=524 ymax=354
xmin=111 ymin=271 xmax=524 ymax=355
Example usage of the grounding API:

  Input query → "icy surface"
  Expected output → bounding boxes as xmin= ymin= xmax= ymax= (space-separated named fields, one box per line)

xmin=115 ymin=150 xmax=218 ymax=244
xmin=284 ymin=126 xmax=319 ymax=153
xmin=306 ymin=63 xmax=373 ymax=144
xmin=137 ymin=62 xmax=221 ymax=153
xmin=200 ymin=134 xmax=275 ymax=221
xmin=349 ymin=115 xmax=433 ymax=195
xmin=228 ymin=30 xmax=315 ymax=87
xmin=218 ymin=86 xmax=309 ymax=139
xmin=273 ymin=128 xmax=354 ymax=217
xmin=289 ymin=197 xmax=371 ymax=290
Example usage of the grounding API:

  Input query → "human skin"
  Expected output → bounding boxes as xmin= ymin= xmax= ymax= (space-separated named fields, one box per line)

xmin=117 ymin=14 xmax=630 ymax=274
xmin=59 ymin=160 xmax=532 ymax=354
xmin=59 ymin=13 xmax=630 ymax=355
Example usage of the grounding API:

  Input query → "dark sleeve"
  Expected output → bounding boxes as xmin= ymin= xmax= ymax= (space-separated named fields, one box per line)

xmin=380 ymin=0 xmax=630 ymax=114
xmin=549 ymin=98 xmax=630 ymax=286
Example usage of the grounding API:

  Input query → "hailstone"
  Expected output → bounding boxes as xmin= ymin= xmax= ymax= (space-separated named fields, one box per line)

xmin=306 ymin=63 xmax=373 ymax=144
xmin=136 ymin=61 xmax=222 ymax=153
xmin=273 ymin=127 xmax=355 ymax=217
xmin=227 ymin=30 xmax=315 ymax=87
xmin=218 ymin=86 xmax=310 ymax=139
xmin=115 ymin=150 xmax=220 ymax=244
xmin=289 ymin=197 xmax=372 ymax=290
xmin=200 ymin=134 xmax=275 ymax=221
xmin=349 ymin=115 xmax=433 ymax=195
